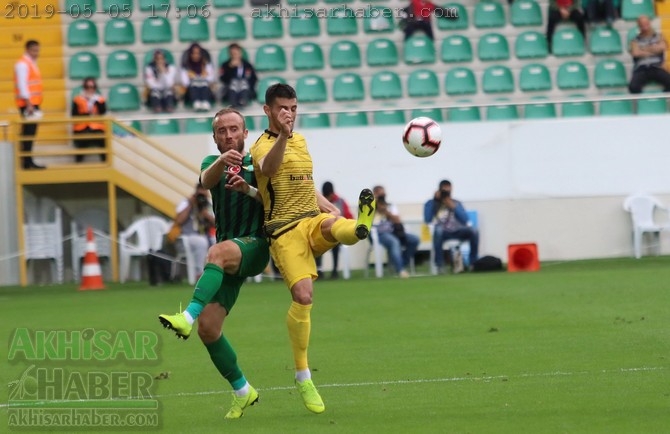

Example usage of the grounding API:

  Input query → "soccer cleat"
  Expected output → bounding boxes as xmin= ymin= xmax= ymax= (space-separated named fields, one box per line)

xmin=355 ymin=188 xmax=376 ymax=240
xmin=158 ymin=313 xmax=192 ymax=340
xmin=224 ymin=386 xmax=259 ymax=419
xmin=295 ymin=379 xmax=325 ymax=414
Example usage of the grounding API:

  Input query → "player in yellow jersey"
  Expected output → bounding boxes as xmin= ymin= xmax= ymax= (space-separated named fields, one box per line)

xmin=250 ymin=83 xmax=376 ymax=414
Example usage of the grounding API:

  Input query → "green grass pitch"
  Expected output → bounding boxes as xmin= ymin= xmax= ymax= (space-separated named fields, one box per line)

xmin=1 ymin=257 xmax=669 ymax=433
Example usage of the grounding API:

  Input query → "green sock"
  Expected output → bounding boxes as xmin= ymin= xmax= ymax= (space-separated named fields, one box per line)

xmin=204 ymin=335 xmax=246 ymax=390
xmin=185 ymin=264 xmax=224 ymax=320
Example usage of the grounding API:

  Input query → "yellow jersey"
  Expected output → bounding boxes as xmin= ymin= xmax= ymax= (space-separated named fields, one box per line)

xmin=250 ymin=130 xmax=319 ymax=237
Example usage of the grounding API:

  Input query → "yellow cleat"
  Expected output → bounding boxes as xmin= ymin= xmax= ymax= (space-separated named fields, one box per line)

xmin=295 ymin=379 xmax=325 ymax=414
xmin=355 ymin=188 xmax=376 ymax=240
xmin=224 ymin=386 xmax=259 ymax=419
xmin=158 ymin=313 xmax=192 ymax=340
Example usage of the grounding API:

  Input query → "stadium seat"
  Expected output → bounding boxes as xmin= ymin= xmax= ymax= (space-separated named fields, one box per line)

xmin=68 ymin=19 xmax=99 ymax=47
xmin=594 ymin=59 xmax=627 ymax=88
xmin=510 ymin=0 xmax=543 ymax=26
xmin=411 ymin=107 xmax=444 ymax=122
xmin=327 ymin=7 xmax=358 ymax=35
xmin=176 ymin=0 xmax=207 ymax=7
xmin=599 ymin=93 xmax=634 ymax=115
xmin=300 ymin=113 xmax=331 ymax=128
xmin=185 ymin=117 xmax=212 ymax=134
xmin=257 ymin=116 xmax=269 ymax=131
xmin=447 ymin=100 xmax=481 ymax=122
xmin=217 ymin=46 xmax=248 ymax=66
xmin=256 ymin=76 xmax=286 ymax=103
xmin=374 ymin=110 xmax=406 ymax=125
xmin=637 ymin=94 xmax=668 ymax=115
xmin=561 ymin=94 xmax=595 ymax=117
xmin=330 ymin=40 xmax=362 ymax=69
xmin=254 ymin=44 xmax=287 ymax=72
xmin=216 ymin=13 xmax=246 ymax=40
xmin=474 ymin=1 xmax=506 ymax=28
xmin=213 ymin=0 xmax=244 ymax=7
xmin=293 ymin=43 xmax=325 ymax=70
xmin=139 ymin=0 xmax=163 ymax=11
xmin=441 ymin=35 xmax=473 ymax=63
xmin=106 ymin=50 xmax=138 ymax=78
xmin=178 ymin=16 xmax=209 ymax=42
xmin=515 ymin=31 xmax=549 ymax=59
xmin=487 ymin=100 xmax=519 ymax=121
xmin=370 ymin=71 xmax=403 ymax=99
xmin=69 ymin=51 xmax=101 ymax=79
xmin=621 ymin=0 xmax=654 ymax=20
xmin=556 ymin=61 xmax=590 ymax=89
xmin=445 ymin=67 xmax=477 ymax=95
xmin=148 ymin=119 xmax=180 ymax=135
xmin=524 ymin=97 xmax=557 ymax=119
xmin=336 ymin=112 xmax=369 ymax=127
xmin=296 ymin=74 xmax=327 ymax=102
xmin=519 ymin=63 xmax=552 ymax=92
xmin=290 ymin=9 xmax=320 ymax=37
xmin=108 ymin=83 xmax=141 ymax=111
xmin=408 ymin=69 xmax=440 ymax=97
xmin=286 ymin=0 xmax=318 ymax=5
xmin=552 ymin=27 xmax=585 ymax=57
xmin=143 ymin=49 xmax=175 ymax=67
xmin=65 ymin=0 xmax=96 ymax=16
xmin=482 ymin=65 xmax=515 ymax=93
xmin=333 ymin=73 xmax=365 ymax=101
xmin=627 ymin=27 xmax=640 ymax=46
xmin=252 ymin=12 xmax=283 ymax=39
xmin=437 ymin=3 xmax=468 ymax=30
xmin=590 ymin=26 xmax=623 ymax=55
xmin=141 ymin=17 xmax=172 ymax=44
xmin=102 ymin=0 xmax=132 ymax=13
xmin=104 ymin=18 xmax=135 ymax=45
xmin=404 ymin=35 xmax=436 ymax=65
xmin=364 ymin=7 xmax=394 ymax=33
xmin=367 ymin=38 xmax=399 ymax=66
xmin=478 ymin=33 xmax=510 ymax=61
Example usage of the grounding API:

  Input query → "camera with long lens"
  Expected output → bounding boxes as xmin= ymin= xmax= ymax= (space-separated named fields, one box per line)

xmin=195 ymin=193 xmax=209 ymax=210
xmin=440 ymin=190 xmax=451 ymax=199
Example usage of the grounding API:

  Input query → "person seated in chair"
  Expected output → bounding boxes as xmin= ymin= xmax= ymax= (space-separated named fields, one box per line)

xmin=219 ymin=43 xmax=257 ymax=110
xmin=180 ymin=43 xmax=216 ymax=111
xmin=71 ymin=77 xmax=106 ymax=163
xmin=173 ymin=184 xmax=215 ymax=278
xmin=144 ymin=49 xmax=177 ymax=113
xmin=424 ymin=179 xmax=479 ymax=274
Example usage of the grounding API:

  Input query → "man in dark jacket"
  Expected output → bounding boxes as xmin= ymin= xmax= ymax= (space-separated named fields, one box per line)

xmin=220 ymin=43 xmax=257 ymax=109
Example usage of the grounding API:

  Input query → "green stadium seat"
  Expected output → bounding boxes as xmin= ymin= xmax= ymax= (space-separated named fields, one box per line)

xmin=515 ymin=31 xmax=549 ymax=59
xmin=448 ymin=100 xmax=481 ymax=122
xmin=327 ymin=7 xmax=358 ymax=35
xmin=487 ymin=99 xmax=519 ymax=121
xmin=627 ymin=27 xmax=640 ymax=46
xmin=217 ymin=46 xmax=248 ymax=66
xmin=185 ymin=118 xmax=212 ymax=134
xmin=336 ymin=112 xmax=369 ymax=127
xmin=178 ymin=16 xmax=209 ymax=42
xmin=333 ymin=73 xmax=365 ymax=101
xmin=370 ymin=71 xmax=403 ymax=99
xmin=68 ymin=20 xmax=99 ymax=47
xmin=65 ymin=0 xmax=96 ymax=16
xmin=330 ymin=40 xmax=362 ymax=69
xmin=139 ymin=0 xmax=164 ymax=11
xmin=106 ymin=50 xmax=138 ymax=78
xmin=600 ymin=93 xmax=634 ymax=115
xmin=254 ymin=44 xmax=287 ymax=72
xmin=552 ymin=27 xmax=585 ymax=57
xmin=637 ymin=94 xmax=668 ymax=115
xmin=296 ymin=74 xmax=327 ymax=103
xmin=437 ymin=3 xmax=468 ymax=30
xmin=374 ymin=110 xmax=406 ymax=125
xmin=252 ymin=12 xmax=283 ymax=39
xmin=511 ymin=0 xmax=543 ymax=26
xmin=176 ymin=0 xmax=207 ymax=7
xmin=590 ymin=26 xmax=623 ymax=55
xmin=478 ymin=33 xmax=510 ymax=61
xmin=287 ymin=0 xmax=318 ymax=5
xmin=411 ymin=107 xmax=444 ymax=122
xmin=408 ymin=69 xmax=440 ymax=97
xmin=216 ymin=13 xmax=246 ymax=40
xmin=621 ymin=0 xmax=654 ymax=20
xmin=594 ymin=59 xmax=627 ymax=88
xmin=290 ymin=9 xmax=320 ymax=37
xmin=141 ymin=17 xmax=172 ymax=44
xmin=108 ymin=83 xmax=141 ymax=111
xmin=148 ymin=119 xmax=180 ymax=135
xmin=519 ymin=63 xmax=552 ymax=91
xmin=364 ymin=7 xmax=394 ymax=33
xmin=404 ymin=35 xmax=436 ymax=65
xmin=300 ymin=113 xmax=331 ymax=128
xmin=69 ymin=51 xmax=101 ymax=79
xmin=143 ymin=49 xmax=175 ymax=67
xmin=445 ymin=67 xmax=477 ymax=95
xmin=257 ymin=116 xmax=269 ymax=131
xmin=244 ymin=116 xmax=255 ymax=130
xmin=441 ymin=35 xmax=473 ymax=63
xmin=556 ymin=61 xmax=589 ymax=89
xmin=256 ymin=76 xmax=286 ymax=103
xmin=524 ymin=97 xmax=557 ymax=119
xmin=367 ymin=38 xmax=399 ymax=66
xmin=293 ymin=43 xmax=325 ymax=70
xmin=482 ymin=65 xmax=514 ymax=93
xmin=102 ymin=0 xmax=132 ymax=13
xmin=213 ymin=0 xmax=244 ymax=7
xmin=561 ymin=95 xmax=595 ymax=117
xmin=104 ymin=18 xmax=135 ymax=45
xmin=474 ymin=1 xmax=506 ymax=28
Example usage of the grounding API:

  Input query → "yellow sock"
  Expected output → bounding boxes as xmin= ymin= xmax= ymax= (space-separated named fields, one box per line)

xmin=331 ymin=219 xmax=359 ymax=245
xmin=287 ymin=302 xmax=312 ymax=371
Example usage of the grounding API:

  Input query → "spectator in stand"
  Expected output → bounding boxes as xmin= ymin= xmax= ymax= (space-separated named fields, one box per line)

xmin=628 ymin=15 xmax=670 ymax=94
xmin=145 ymin=49 xmax=177 ymax=113
xmin=402 ymin=0 xmax=455 ymax=41
xmin=220 ymin=43 xmax=257 ymax=110
xmin=14 ymin=39 xmax=44 ymax=169
xmin=546 ymin=0 xmax=586 ymax=54
xmin=315 ymin=181 xmax=353 ymax=279
xmin=180 ymin=43 xmax=216 ymax=112
xmin=586 ymin=0 xmax=615 ymax=27
xmin=71 ymin=77 xmax=106 ymax=163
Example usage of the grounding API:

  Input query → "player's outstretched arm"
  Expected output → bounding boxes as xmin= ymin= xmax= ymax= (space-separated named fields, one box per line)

xmin=258 ymin=108 xmax=292 ymax=177
xmin=201 ymin=150 xmax=243 ymax=189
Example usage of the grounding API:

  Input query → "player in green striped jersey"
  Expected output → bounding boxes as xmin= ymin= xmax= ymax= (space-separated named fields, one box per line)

xmin=159 ymin=108 xmax=269 ymax=419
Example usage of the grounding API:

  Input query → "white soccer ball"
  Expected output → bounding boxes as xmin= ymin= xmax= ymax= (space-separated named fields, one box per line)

xmin=402 ymin=117 xmax=442 ymax=158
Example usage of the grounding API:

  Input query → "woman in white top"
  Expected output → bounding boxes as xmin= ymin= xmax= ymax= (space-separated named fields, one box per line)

xmin=145 ymin=49 xmax=178 ymax=113
xmin=180 ymin=43 xmax=215 ymax=111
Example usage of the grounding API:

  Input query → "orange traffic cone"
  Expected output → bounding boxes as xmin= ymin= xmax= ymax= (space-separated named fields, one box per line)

xmin=80 ymin=227 xmax=105 ymax=290
xmin=507 ymin=243 xmax=540 ymax=272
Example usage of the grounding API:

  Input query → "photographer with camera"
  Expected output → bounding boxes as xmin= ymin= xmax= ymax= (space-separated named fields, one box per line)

xmin=173 ymin=184 xmax=216 ymax=278
xmin=424 ymin=179 xmax=479 ymax=274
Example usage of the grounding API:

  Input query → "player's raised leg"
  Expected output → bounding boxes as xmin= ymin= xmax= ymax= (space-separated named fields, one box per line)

xmin=323 ymin=188 xmax=376 ymax=245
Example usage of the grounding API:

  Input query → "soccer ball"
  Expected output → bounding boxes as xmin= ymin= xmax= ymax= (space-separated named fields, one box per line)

xmin=402 ymin=117 xmax=442 ymax=158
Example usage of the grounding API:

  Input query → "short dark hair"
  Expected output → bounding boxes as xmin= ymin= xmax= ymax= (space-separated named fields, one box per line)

xmin=322 ymin=181 xmax=334 ymax=197
xmin=439 ymin=179 xmax=451 ymax=189
xmin=212 ymin=107 xmax=246 ymax=133
xmin=265 ymin=83 xmax=297 ymax=106
xmin=228 ymin=43 xmax=242 ymax=52
xmin=25 ymin=40 xmax=39 ymax=50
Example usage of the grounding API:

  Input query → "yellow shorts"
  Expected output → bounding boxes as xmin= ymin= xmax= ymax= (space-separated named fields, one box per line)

xmin=270 ymin=213 xmax=338 ymax=289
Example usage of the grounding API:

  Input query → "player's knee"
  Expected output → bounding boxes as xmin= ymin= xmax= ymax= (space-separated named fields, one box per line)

xmin=206 ymin=242 xmax=237 ymax=269
xmin=197 ymin=316 xmax=221 ymax=343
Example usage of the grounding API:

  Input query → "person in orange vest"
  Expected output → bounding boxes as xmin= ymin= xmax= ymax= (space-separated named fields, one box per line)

xmin=14 ymin=39 xmax=44 ymax=169
xmin=71 ymin=77 xmax=107 ymax=163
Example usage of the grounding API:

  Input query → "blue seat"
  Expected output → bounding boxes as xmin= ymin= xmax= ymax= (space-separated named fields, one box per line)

xmin=478 ymin=33 xmax=510 ymax=61
xmin=445 ymin=67 xmax=477 ymax=95
xmin=519 ymin=64 xmax=552 ymax=92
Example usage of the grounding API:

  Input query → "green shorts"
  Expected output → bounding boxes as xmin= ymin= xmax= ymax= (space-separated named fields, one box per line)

xmin=211 ymin=236 xmax=269 ymax=314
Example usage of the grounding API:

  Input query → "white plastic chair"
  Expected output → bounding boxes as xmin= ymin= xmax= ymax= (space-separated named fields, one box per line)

xmin=24 ymin=206 xmax=64 ymax=284
xmin=70 ymin=208 xmax=112 ymax=283
xmin=623 ymin=195 xmax=670 ymax=259
xmin=174 ymin=235 xmax=199 ymax=285
xmin=119 ymin=216 xmax=170 ymax=283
